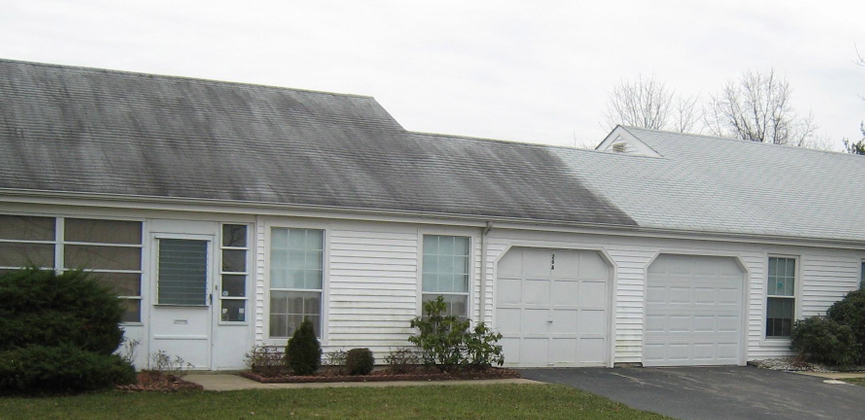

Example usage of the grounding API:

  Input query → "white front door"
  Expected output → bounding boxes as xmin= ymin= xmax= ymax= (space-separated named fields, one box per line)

xmin=496 ymin=248 xmax=611 ymax=367
xmin=644 ymin=254 xmax=745 ymax=367
xmin=149 ymin=234 xmax=214 ymax=370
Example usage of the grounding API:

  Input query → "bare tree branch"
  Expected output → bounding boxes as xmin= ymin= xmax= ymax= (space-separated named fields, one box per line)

xmin=705 ymin=69 xmax=818 ymax=147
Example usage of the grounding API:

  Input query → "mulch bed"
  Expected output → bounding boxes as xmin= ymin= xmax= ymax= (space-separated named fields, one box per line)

xmin=240 ymin=367 xmax=521 ymax=384
xmin=749 ymin=357 xmax=865 ymax=373
xmin=116 ymin=371 xmax=204 ymax=392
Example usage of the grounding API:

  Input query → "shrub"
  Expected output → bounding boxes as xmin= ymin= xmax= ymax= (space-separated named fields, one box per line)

xmin=285 ymin=318 xmax=321 ymax=375
xmin=0 ymin=268 xmax=136 ymax=394
xmin=245 ymin=346 xmax=287 ymax=377
xmin=325 ymin=349 xmax=348 ymax=375
xmin=826 ymin=288 xmax=865 ymax=363
xmin=409 ymin=296 xmax=505 ymax=371
xmin=384 ymin=347 xmax=420 ymax=374
xmin=0 ymin=268 xmax=125 ymax=354
xmin=0 ymin=345 xmax=136 ymax=395
xmin=465 ymin=323 xmax=505 ymax=368
xmin=791 ymin=316 xmax=860 ymax=366
xmin=346 ymin=348 xmax=375 ymax=375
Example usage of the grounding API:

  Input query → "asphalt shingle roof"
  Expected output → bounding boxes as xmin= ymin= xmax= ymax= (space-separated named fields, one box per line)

xmin=0 ymin=59 xmax=635 ymax=227
xmin=552 ymin=127 xmax=865 ymax=242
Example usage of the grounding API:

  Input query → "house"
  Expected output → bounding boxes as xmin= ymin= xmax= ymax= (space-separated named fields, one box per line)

xmin=1 ymin=58 xmax=863 ymax=370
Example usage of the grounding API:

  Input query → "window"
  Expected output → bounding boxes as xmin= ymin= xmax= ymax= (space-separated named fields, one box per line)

xmin=0 ymin=215 xmax=56 ymax=273
xmin=64 ymin=218 xmax=143 ymax=322
xmin=422 ymin=235 xmax=470 ymax=318
xmin=220 ymin=224 xmax=249 ymax=322
xmin=157 ymin=239 xmax=208 ymax=306
xmin=0 ymin=215 xmax=143 ymax=323
xmin=766 ymin=257 xmax=796 ymax=338
xmin=269 ymin=228 xmax=323 ymax=338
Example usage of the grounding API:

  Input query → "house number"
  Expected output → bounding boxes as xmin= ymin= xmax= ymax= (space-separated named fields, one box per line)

xmin=551 ymin=252 xmax=555 ymax=270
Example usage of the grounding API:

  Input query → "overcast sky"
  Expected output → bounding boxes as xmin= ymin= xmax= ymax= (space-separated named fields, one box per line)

xmin=1 ymin=0 xmax=863 ymax=149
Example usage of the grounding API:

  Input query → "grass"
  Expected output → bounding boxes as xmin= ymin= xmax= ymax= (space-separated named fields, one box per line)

xmin=0 ymin=384 xmax=670 ymax=419
xmin=841 ymin=378 xmax=865 ymax=387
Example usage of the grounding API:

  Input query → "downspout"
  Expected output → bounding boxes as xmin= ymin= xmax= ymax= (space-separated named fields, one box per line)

xmin=478 ymin=221 xmax=493 ymax=325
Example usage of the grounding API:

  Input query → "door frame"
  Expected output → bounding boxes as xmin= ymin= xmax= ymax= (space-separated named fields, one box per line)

xmin=147 ymin=232 xmax=216 ymax=370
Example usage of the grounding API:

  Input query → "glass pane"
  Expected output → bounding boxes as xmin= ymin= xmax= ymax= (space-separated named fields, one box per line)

xmin=270 ymin=290 xmax=322 ymax=338
xmin=222 ymin=274 xmax=246 ymax=297
xmin=289 ymin=229 xmax=305 ymax=248
xmin=271 ymin=228 xmax=288 ymax=248
xmin=157 ymin=239 xmax=208 ymax=306
xmin=65 ymin=219 xmax=142 ymax=244
xmin=423 ymin=235 xmax=438 ymax=255
xmin=422 ymin=273 xmax=438 ymax=292
xmin=456 ymin=256 xmax=470 ymax=275
xmin=786 ymin=259 xmax=795 ymax=277
xmin=92 ymin=272 xmax=141 ymax=297
xmin=65 ymin=245 xmax=141 ymax=270
xmin=121 ymin=299 xmax=141 ymax=323
xmin=454 ymin=274 xmax=469 ymax=293
xmin=440 ymin=236 xmax=455 ymax=255
xmin=0 ymin=242 xmax=54 ymax=268
xmin=766 ymin=297 xmax=794 ymax=337
xmin=305 ymin=230 xmax=323 ymax=250
xmin=222 ymin=249 xmax=246 ymax=272
xmin=423 ymin=294 xmax=468 ymax=318
xmin=423 ymin=254 xmax=437 ymax=274
xmin=304 ymin=251 xmax=323 ymax=270
xmin=454 ymin=237 xmax=470 ymax=256
xmin=222 ymin=225 xmax=247 ymax=247
xmin=0 ymin=215 xmax=55 ymax=241
xmin=288 ymin=250 xmax=305 ymax=270
xmin=305 ymin=270 xmax=323 ymax=289
xmin=221 ymin=299 xmax=246 ymax=322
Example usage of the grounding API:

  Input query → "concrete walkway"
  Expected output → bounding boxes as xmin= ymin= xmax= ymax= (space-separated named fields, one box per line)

xmin=794 ymin=371 xmax=865 ymax=380
xmin=184 ymin=374 xmax=539 ymax=391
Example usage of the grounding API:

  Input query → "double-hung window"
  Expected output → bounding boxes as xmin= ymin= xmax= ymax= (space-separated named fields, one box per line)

xmin=422 ymin=235 xmax=470 ymax=318
xmin=269 ymin=228 xmax=323 ymax=338
xmin=766 ymin=256 xmax=796 ymax=338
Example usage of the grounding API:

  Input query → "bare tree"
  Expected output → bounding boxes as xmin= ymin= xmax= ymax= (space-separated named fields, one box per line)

xmin=604 ymin=75 xmax=702 ymax=133
xmin=705 ymin=69 xmax=817 ymax=146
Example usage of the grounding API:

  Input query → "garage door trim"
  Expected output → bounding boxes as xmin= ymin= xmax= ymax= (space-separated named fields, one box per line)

xmin=642 ymin=252 xmax=750 ymax=367
xmin=492 ymin=244 xmax=617 ymax=368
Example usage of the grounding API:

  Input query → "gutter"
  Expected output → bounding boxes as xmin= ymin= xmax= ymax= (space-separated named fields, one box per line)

xmin=479 ymin=221 xmax=493 ymax=325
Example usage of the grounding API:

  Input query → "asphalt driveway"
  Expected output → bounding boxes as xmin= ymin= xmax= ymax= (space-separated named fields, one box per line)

xmin=520 ymin=366 xmax=865 ymax=420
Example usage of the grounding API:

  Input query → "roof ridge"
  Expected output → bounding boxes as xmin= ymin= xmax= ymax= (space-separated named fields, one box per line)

xmin=621 ymin=126 xmax=860 ymax=159
xmin=0 ymin=57 xmax=377 ymax=100
xmin=409 ymin=130 xmax=663 ymax=158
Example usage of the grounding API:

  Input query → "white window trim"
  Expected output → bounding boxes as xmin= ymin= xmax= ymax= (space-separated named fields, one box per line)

xmin=417 ymin=230 xmax=475 ymax=321
xmin=217 ymin=223 xmax=251 ymax=325
xmin=764 ymin=254 xmax=800 ymax=341
xmin=263 ymin=221 xmax=329 ymax=345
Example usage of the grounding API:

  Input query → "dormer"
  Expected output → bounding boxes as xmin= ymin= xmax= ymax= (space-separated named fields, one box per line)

xmin=596 ymin=126 xmax=663 ymax=158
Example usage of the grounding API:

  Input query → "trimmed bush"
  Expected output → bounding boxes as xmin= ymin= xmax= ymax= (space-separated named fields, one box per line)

xmin=826 ymin=288 xmax=865 ymax=363
xmin=346 ymin=348 xmax=374 ymax=376
xmin=0 ymin=268 xmax=136 ymax=394
xmin=409 ymin=296 xmax=505 ymax=371
xmin=0 ymin=345 xmax=136 ymax=395
xmin=791 ymin=316 xmax=860 ymax=366
xmin=384 ymin=347 xmax=419 ymax=374
xmin=0 ymin=268 xmax=125 ymax=354
xmin=285 ymin=318 xmax=321 ymax=375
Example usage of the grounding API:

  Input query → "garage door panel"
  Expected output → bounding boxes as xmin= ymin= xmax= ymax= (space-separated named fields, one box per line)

xmin=644 ymin=254 xmax=744 ymax=367
xmin=498 ymin=251 xmax=523 ymax=277
xmin=496 ymin=247 xmax=610 ymax=367
xmin=497 ymin=278 xmax=522 ymax=305
xmin=524 ymin=280 xmax=550 ymax=305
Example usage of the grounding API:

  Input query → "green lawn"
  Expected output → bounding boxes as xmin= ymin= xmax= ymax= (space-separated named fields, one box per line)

xmin=842 ymin=378 xmax=865 ymax=387
xmin=0 ymin=384 xmax=670 ymax=420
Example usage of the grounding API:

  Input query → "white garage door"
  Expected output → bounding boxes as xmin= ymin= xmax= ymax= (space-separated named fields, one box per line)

xmin=644 ymin=254 xmax=744 ymax=367
xmin=496 ymin=248 xmax=610 ymax=367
